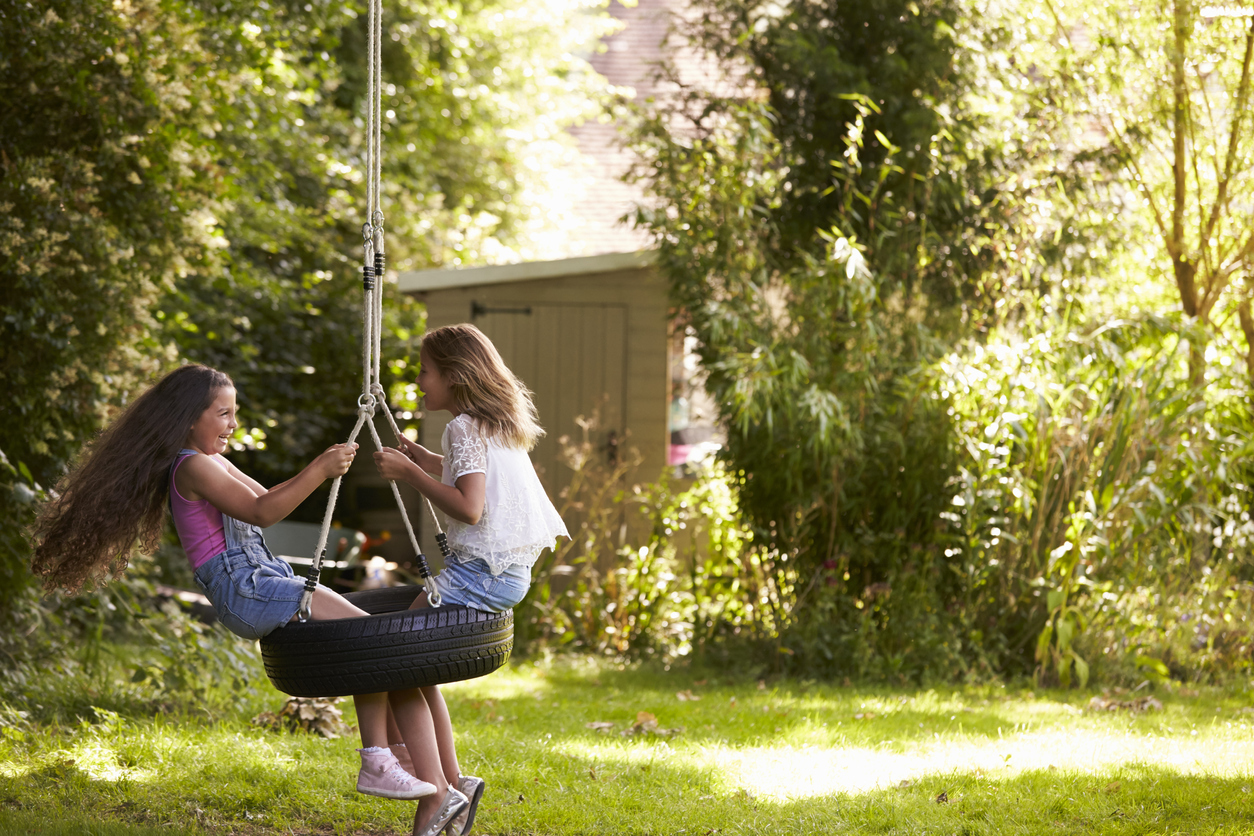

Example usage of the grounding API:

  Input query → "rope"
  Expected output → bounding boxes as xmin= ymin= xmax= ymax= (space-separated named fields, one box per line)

xmin=297 ymin=0 xmax=442 ymax=620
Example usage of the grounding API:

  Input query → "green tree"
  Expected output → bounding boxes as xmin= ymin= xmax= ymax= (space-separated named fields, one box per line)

xmin=159 ymin=0 xmax=613 ymax=484
xmin=1044 ymin=0 xmax=1254 ymax=383
xmin=0 ymin=0 xmax=210 ymax=603
xmin=1 ymin=0 xmax=613 ymax=600
xmin=627 ymin=0 xmax=1102 ymax=678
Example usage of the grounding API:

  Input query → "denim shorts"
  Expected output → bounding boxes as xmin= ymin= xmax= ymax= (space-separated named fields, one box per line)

xmin=193 ymin=546 xmax=304 ymax=640
xmin=433 ymin=557 xmax=530 ymax=612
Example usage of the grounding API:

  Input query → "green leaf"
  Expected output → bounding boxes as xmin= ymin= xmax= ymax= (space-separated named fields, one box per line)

xmin=1135 ymin=655 xmax=1171 ymax=680
xmin=1072 ymin=654 xmax=1090 ymax=689
xmin=1056 ymin=616 xmax=1074 ymax=652
xmin=1036 ymin=623 xmax=1054 ymax=662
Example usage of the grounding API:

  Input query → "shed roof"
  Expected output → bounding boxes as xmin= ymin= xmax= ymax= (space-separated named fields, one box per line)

xmin=397 ymin=249 xmax=656 ymax=293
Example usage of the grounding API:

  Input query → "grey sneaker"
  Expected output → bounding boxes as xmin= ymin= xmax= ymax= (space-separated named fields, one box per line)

xmin=413 ymin=786 xmax=469 ymax=836
xmin=446 ymin=775 xmax=485 ymax=835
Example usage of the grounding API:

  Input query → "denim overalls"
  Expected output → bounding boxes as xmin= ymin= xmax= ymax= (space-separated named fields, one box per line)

xmin=176 ymin=450 xmax=305 ymax=640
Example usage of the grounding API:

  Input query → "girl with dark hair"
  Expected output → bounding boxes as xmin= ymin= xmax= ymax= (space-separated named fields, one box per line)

xmin=32 ymin=364 xmax=471 ymax=836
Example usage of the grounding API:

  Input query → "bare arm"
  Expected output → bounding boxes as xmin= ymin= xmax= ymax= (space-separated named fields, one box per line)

xmin=178 ymin=444 xmax=357 ymax=528
xmin=375 ymin=447 xmax=485 ymax=525
xmin=221 ymin=459 xmax=266 ymax=494
xmin=222 ymin=459 xmax=314 ymax=505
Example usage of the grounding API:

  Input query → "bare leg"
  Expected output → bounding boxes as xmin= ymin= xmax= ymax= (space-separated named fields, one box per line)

xmin=399 ymin=586 xmax=465 ymax=828
xmin=403 ymin=592 xmax=460 ymax=783
xmin=300 ymin=585 xmax=389 ymax=748
xmin=422 ymin=685 xmax=461 ymax=785
xmin=389 ymin=688 xmax=452 ymax=832
xmin=387 ymin=705 xmax=404 ymax=746
xmin=354 ymin=692 xmax=389 ymax=749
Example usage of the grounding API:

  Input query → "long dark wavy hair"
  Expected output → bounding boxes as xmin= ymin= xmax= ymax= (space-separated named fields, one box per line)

xmin=31 ymin=364 xmax=234 ymax=592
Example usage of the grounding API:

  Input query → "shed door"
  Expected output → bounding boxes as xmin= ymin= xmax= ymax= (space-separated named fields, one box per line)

xmin=472 ymin=303 xmax=628 ymax=495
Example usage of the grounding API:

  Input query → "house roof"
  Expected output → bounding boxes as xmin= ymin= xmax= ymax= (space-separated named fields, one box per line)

xmin=397 ymin=249 xmax=656 ymax=293
xmin=559 ymin=0 xmax=676 ymax=257
xmin=403 ymin=0 xmax=720 ymax=285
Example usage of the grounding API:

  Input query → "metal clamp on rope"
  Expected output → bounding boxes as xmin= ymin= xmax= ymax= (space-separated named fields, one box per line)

xmin=426 ymin=577 xmax=442 ymax=608
xmin=297 ymin=550 xmax=322 ymax=621
xmin=297 ymin=586 xmax=314 ymax=622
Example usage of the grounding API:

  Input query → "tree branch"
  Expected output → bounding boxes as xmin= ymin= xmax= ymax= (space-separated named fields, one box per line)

xmin=1171 ymin=0 xmax=1198 ymax=317
xmin=1200 ymin=13 xmax=1254 ymax=248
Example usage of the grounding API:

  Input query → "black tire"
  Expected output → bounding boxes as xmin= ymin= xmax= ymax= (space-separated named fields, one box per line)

xmin=259 ymin=585 xmax=514 ymax=697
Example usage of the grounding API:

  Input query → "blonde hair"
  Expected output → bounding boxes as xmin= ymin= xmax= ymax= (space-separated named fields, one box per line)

xmin=421 ymin=323 xmax=543 ymax=450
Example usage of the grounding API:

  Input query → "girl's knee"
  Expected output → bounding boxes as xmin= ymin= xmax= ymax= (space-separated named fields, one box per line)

xmin=387 ymin=687 xmax=424 ymax=705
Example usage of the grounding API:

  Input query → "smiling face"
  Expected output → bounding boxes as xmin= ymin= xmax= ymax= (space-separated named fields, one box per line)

xmin=186 ymin=387 xmax=238 ymax=455
xmin=416 ymin=349 xmax=457 ymax=414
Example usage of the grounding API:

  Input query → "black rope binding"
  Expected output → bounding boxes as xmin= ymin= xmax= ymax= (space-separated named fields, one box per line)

xmin=374 ymin=251 xmax=385 ymax=283
xmin=362 ymin=263 xmax=375 ymax=292
xmin=413 ymin=549 xmax=432 ymax=580
xmin=303 ymin=549 xmax=323 ymax=594
xmin=435 ymin=532 xmax=452 ymax=561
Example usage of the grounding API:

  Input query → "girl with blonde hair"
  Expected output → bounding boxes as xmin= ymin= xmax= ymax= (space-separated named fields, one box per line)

xmin=375 ymin=323 xmax=569 ymax=835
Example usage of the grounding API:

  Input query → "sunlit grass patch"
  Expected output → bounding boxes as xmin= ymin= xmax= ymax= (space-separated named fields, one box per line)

xmin=4 ymin=657 xmax=1254 ymax=834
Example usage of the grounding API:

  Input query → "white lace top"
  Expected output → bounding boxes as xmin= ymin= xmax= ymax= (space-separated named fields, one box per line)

xmin=440 ymin=413 xmax=569 ymax=575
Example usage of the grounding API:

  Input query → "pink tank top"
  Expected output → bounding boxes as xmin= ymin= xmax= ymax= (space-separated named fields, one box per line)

xmin=170 ymin=452 xmax=228 ymax=569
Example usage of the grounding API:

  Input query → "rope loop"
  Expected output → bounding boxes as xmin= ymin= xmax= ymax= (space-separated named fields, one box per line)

xmin=357 ymin=392 xmax=377 ymax=411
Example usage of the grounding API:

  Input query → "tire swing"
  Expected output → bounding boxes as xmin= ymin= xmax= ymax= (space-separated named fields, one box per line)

xmin=259 ymin=0 xmax=512 ymax=698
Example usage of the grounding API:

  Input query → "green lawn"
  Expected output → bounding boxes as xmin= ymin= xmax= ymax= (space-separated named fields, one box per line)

xmin=3 ymin=658 xmax=1254 ymax=834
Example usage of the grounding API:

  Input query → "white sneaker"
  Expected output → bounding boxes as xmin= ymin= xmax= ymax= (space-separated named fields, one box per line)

xmin=356 ymin=747 xmax=436 ymax=800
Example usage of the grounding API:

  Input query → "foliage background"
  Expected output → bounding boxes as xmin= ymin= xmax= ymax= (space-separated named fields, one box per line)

xmin=0 ymin=0 xmax=613 ymax=683
xmin=4 ymin=0 xmax=1254 ymax=698
xmin=605 ymin=0 xmax=1254 ymax=685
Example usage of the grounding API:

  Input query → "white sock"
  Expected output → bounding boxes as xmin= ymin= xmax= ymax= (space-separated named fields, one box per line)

xmin=360 ymin=746 xmax=388 ymax=754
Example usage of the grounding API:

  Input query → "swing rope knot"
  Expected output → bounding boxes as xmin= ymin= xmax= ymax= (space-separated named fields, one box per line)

xmin=296 ymin=0 xmax=445 ymax=621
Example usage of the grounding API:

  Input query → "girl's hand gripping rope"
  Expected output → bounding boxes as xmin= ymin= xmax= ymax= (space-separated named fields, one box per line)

xmin=374 ymin=446 xmax=417 ymax=482
xmin=315 ymin=442 xmax=359 ymax=479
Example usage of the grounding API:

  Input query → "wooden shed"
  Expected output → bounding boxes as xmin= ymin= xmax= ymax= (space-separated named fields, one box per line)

xmin=395 ymin=251 xmax=670 ymax=556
